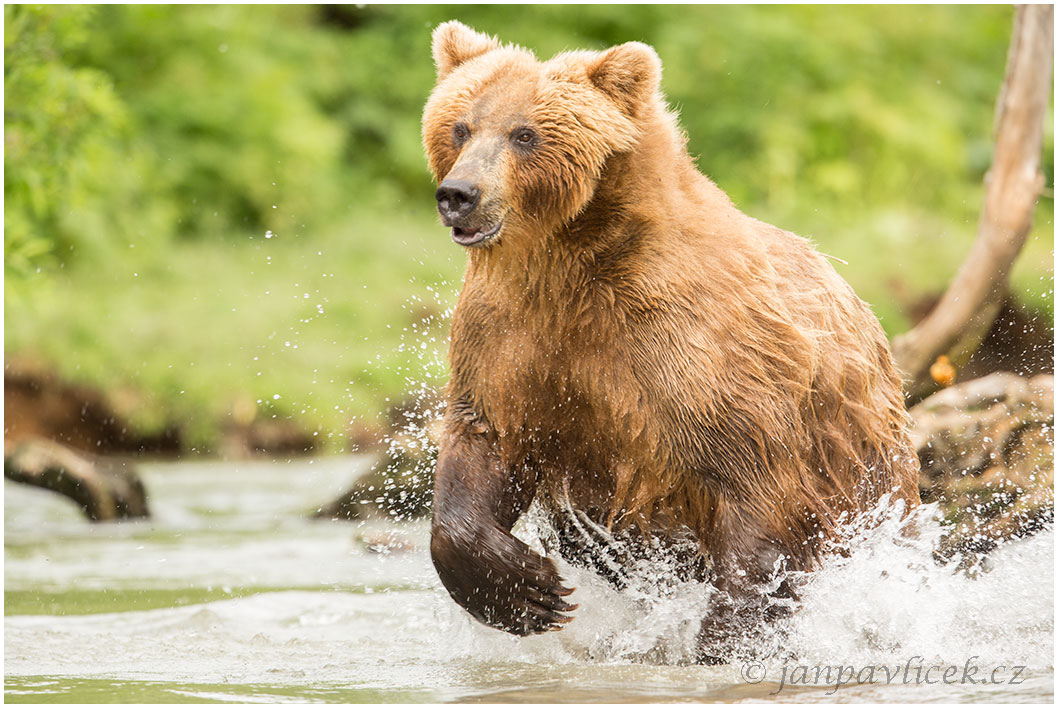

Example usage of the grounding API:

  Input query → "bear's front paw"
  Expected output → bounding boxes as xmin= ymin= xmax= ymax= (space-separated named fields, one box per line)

xmin=431 ymin=522 xmax=577 ymax=635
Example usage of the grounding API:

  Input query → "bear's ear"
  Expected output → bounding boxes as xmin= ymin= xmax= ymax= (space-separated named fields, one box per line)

xmin=432 ymin=21 xmax=501 ymax=80
xmin=585 ymin=42 xmax=662 ymax=116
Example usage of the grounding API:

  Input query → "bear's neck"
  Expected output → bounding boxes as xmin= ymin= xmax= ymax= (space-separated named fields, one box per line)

xmin=569 ymin=122 xmax=703 ymax=251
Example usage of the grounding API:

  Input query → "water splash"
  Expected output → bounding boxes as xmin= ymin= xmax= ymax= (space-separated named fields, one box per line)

xmin=783 ymin=502 xmax=1053 ymax=670
xmin=446 ymin=498 xmax=1052 ymax=680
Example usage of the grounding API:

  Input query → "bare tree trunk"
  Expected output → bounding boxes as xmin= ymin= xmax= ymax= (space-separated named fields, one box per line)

xmin=892 ymin=4 xmax=1053 ymax=402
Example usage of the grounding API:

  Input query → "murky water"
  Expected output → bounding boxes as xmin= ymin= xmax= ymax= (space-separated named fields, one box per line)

xmin=5 ymin=458 xmax=1053 ymax=703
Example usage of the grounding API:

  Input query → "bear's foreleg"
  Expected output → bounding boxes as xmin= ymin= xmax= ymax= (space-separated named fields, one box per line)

xmin=430 ymin=418 xmax=577 ymax=635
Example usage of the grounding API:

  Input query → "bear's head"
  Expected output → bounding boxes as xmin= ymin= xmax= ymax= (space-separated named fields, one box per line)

xmin=422 ymin=21 xmax=662 ymax=249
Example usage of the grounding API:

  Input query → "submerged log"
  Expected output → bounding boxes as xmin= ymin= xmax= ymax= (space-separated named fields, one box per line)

xmin=4 ymin=437 xmax=150 ymax=521
xmin=911 ymin=372 xmax=1053 ymax=559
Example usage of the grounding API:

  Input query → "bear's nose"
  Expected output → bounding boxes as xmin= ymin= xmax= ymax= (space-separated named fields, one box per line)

xmin=435 ymin=179 xmax=481 ymax=223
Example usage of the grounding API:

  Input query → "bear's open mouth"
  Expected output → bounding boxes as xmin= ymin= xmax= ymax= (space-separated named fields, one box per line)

xmin=452 ymin=221 xmax=502 ymax=246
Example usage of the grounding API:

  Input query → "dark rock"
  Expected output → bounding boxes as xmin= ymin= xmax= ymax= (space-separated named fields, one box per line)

xmin=315 ymin=392 xmax=442 ymax=521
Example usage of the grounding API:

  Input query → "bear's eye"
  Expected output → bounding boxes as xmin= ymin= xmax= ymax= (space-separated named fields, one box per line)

xmin=452 ymin=122 xmax=470 ymax=147
xmin=511 ymin=128 xmax=537 ymax=149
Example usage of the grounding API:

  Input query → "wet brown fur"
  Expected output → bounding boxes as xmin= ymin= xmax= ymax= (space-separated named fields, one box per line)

xmin=423 ymin=22 xmax=920 ymax=653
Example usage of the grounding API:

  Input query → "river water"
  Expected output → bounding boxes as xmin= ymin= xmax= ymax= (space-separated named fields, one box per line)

xmin=4 ymin=457 xmax=1053 ymax=703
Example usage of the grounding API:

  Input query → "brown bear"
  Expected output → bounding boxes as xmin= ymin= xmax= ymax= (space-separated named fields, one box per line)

xmin=422 ymin=21 xmax=920 ymax=661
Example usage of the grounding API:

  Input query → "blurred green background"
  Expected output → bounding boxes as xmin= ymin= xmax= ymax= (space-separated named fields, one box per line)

xmin=5 ymin=4 xmax=1053 ymax=453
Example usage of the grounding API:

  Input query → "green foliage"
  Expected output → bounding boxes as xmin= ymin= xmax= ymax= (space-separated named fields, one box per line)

xmin=78 ymin=6 xmax=349 ymax=240
xmin=4 ymin=5 xmax=1053 ymax=450
xmin=5 ymin=6 xmax=129 ymax=294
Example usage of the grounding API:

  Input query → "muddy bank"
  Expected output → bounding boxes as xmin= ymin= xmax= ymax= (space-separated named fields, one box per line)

xmin=4 ymin=360 xmax=182 ymax=455
xmin=3 ymin=359 xmax=322 ymax=459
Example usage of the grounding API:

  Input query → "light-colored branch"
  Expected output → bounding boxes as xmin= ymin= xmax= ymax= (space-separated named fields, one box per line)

xmin=892 ymin=4 xmax=1053 ymax=402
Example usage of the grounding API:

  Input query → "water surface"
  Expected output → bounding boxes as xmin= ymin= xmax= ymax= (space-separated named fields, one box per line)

xmin=4 ymin=458 xmax=1053 ymax=702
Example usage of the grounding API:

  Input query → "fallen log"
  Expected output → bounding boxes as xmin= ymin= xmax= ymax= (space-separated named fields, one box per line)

xmin=911 ymin=372 xmax=1053 ymax=560
xmin=4 ymin=437 xmax=150 ymax=521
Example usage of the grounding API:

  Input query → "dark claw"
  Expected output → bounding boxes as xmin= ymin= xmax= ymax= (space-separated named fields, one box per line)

xmin=525 ymin=602 xmax=570 ymax=626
